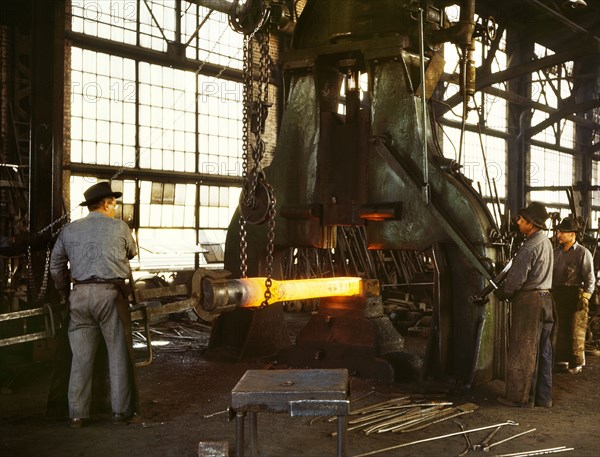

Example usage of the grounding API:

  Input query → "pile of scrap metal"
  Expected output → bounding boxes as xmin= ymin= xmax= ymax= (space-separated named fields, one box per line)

xmin=328 ymin=396 xmax=477 ymax=436
xmin=325 ymin=392 xmax=575 ymax=456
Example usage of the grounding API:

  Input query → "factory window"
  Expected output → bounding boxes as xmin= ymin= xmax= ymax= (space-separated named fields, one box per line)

xmin=531 ymin=45 xmax=575 ymax=147
xmin=140 ymin=181 xmax=197 ymax=228
xmin=529 ymin=146 xmax=572 ymax=214
xmin=71 ymin=0 xmax=137 ymax=45
xmin=198 ymin=75 xmax=244 ymax=176
xmin=198 ymin=185 xmax=241 ymax=229
xmin=67 ymin=1 xmax=246 ymax=273
xmin=139 ymin=0 xmax=176 ymax=53
xmin=193 ymin=5 xmax=244 ymax=68
xmin=70 ymin=49 xmax=137 ymax=168
xmin=530 ymin=146 xmax=573 ymax=188
xmin=439 ymin=28 xmax=508 ymax=226
xmin=138 ymin=63 xmax=197 ymax=172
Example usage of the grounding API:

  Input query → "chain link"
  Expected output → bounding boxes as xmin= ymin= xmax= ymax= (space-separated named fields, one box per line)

xmin=260 ymin=183 xmax=276 ymax=308
xmin=24 ymin=210 xmax=72 ymax=302
xmin=238 ymin=11 xmax=276 ymax=305
xmin=239 ymin=213 xmax=249 ymax=278
xmin=37 ymin=211 xmax=71 ymax=237
xmin=239 ymin=32 xmax=252 ymax=278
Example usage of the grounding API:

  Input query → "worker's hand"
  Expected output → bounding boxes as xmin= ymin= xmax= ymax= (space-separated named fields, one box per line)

xmin=578 ymin=290 xmax=591 ymax=312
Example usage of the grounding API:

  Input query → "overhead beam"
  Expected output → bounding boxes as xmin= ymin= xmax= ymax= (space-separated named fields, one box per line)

xmin=436 ymin=45 xmax=599 ymax=119
xmin=66 ymin=162 xmax=243 ymax=187
xmin=525 ymin=0 xmax=600 ymax=42
xmin=436 ymin=77 xmax=600 ymax=130
xmin=526 ymin=98 xmax=600 ymax=138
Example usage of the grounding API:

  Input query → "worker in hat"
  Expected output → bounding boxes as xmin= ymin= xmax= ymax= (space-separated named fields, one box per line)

xmin=551 ymin=217 xmax=595 ymax=374
xmin=50 ymin=182 xmax=141 ymax=427
xmin=495 ymin=202 xmax=555 ymax=408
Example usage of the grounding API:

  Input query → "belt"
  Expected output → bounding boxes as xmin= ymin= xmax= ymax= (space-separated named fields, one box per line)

xmin=74 ymin=278 xmax=126 ymax=285
xmin=519 ymin=289 xmax=550 ymax=294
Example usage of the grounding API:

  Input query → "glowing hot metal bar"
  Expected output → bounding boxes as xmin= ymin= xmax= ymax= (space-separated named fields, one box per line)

xmin=202 ymin=277 xmax=371 ymax=314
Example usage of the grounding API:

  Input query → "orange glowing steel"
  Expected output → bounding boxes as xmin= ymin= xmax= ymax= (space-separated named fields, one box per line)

xmin=239 ymin=277 xmax=363 ymax=308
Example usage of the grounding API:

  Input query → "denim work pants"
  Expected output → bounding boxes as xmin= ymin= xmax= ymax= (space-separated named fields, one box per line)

xmin=68 ymin=283 xmax=132 ymax=418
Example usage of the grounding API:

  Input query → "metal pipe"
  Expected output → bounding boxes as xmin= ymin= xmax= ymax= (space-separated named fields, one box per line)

xmin=418 ymin=6 xmax=430 ymax=205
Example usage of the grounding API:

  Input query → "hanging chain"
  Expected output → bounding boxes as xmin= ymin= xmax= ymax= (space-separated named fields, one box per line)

xmin=25 ymin=207 xmax=72 ymax=302
xmin=238 ymin=10 xmax=277 ymax=306
xmin=239 ymin=32 xmax=253 ymax=279
xmin=260 ymin=183 xmax=276 ymax=308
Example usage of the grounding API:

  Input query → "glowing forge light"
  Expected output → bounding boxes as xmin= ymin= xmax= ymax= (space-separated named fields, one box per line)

xmin=201 ymin=277 xmax=367 ymax=313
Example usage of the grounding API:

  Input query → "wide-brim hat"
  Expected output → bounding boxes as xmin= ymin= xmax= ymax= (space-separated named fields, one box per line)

xmin=519 ymin=201 xmax=549 ymax=229
xmin=556 ymin=217 xmax=579 ymax=232
xmin=79 ymin=182 xmax=122 ymax=207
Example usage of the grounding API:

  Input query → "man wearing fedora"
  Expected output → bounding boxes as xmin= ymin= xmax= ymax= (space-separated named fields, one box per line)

xmin=50 ymin=181 xmax=140 ymax=427
xmin=495 ymin=202 xmax=554 ymax=408
xmin=552 ymin=217 xmax=595 ymax=374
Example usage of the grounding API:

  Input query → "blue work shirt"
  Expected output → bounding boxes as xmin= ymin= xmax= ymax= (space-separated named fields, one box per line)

xmin=50 ymin=211 xmax=137 ymax=291
xmin=504 ymin=230 xmax=553 ymax=296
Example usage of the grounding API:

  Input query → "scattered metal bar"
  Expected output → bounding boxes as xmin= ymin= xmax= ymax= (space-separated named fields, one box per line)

xmin=203 ymin=409 xmax=228 ymax=419
xmin=326 ymin=390 xmax=378 ymax=423
xmin=471 ymin=423 xmax=503 ymax=451
xmin=494 ymin=446 xmax=574 ymax=457
xmin=349 ymin=396 xmax=411 ymax=415
xmin=330 ymin=409 xmax=416 ymax=436
xmin=455 ymin=420 xmax=472 ymax=457
xmin=385 ymin=407 xmax=456 ymax=433
xmin=357 ymin=410 xmax=417 ymax=434
xmin=349 ymin=409 xmax=400 ymax=425
xmin=352 ymin=420 xmax=518 ymax=457
xmin=399 ymin=407 xmax=475 ymax=432
xmin=369 ymin=406 xmax=445 ymax=434
xmin=484 ymin=428 xmax=537 ymax=451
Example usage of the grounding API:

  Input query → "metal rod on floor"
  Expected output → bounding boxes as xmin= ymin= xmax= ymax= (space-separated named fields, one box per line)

xmin=352 ymin=420 xmax=518 ymax=457
xmin=483 ymin=428 xmax=536 ymax=451
xmin=494 ymin=446 xmax=574 ymax=457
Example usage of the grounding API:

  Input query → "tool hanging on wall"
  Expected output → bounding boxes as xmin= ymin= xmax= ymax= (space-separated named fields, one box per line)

xmin=235 ymin=4 xmax=277 ymax=308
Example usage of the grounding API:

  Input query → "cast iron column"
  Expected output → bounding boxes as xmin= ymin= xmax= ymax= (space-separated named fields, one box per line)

xmin=506 ymin=30 xmax=533 ymax=215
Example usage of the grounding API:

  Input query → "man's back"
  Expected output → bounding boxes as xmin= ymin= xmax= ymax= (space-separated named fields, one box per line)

xmin=51 ymin=212 xmax=136 ymax=286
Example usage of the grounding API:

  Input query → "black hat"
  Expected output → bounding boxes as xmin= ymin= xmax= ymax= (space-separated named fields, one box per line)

xmin=519 ymin=201 xmax=549 ymax=229
xmin=79 ymin=182 xmax=122 ymax=207
xmin=556 ymin=217 xmax=579 ymax=232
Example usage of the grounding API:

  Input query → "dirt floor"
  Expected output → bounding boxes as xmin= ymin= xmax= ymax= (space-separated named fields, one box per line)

xmin=1 ymin=313 xmax=599 ymax=457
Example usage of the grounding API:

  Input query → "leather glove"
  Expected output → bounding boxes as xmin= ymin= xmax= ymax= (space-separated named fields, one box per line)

xmin=578 ymin=290 xmax=591 ymax=312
